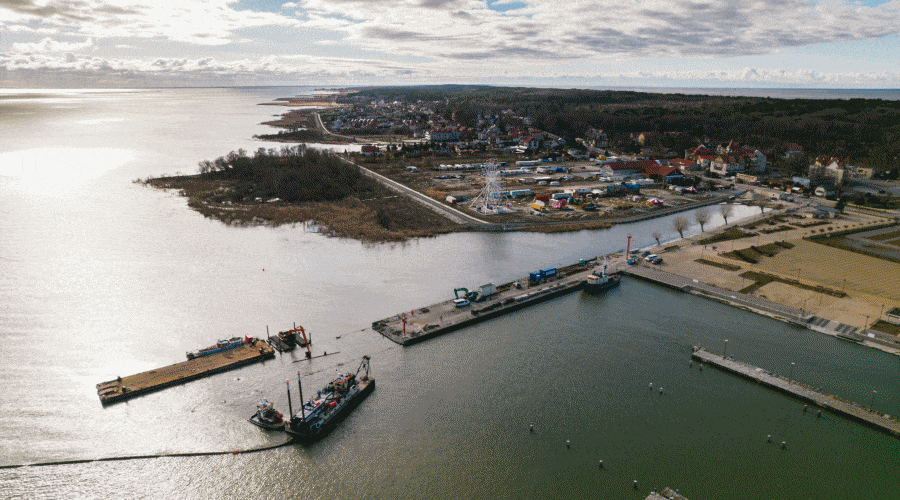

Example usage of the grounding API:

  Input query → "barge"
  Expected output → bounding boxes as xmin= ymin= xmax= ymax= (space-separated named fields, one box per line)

xmin=372 ymin=259 xmax=606 ymax=346
xmin=285 ymin=356 xmax=374 ymax=444
xmin=96 ymin=338 xmax=275 ymax=405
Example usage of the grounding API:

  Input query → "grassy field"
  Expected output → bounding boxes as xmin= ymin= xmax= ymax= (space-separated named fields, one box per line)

xmin=751 ymin=239 xmax=900 ymax=302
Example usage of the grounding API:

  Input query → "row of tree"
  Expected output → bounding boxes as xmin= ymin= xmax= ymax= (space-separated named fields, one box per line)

xmin=347 ymin=86 xmax=900 ymax=171
xmin=197 ymin=146 xmax=377 ymax=203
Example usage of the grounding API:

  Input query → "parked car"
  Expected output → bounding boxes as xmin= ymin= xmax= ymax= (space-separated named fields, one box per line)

xmin=453 ymin=298 xmax=470 ymax=308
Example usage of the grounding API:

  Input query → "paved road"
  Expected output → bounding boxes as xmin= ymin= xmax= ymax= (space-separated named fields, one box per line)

xmin=339 ymin=157 xmax=488 ymax=225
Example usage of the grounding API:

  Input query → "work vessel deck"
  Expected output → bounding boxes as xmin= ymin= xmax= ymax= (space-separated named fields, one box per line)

xmin=372 ymin=259 xmax=620 ymax=346
xmin=692 ymin=347 xmax=900 ymax=438
xmin=96 ymin=339 xmax=275 ymax=405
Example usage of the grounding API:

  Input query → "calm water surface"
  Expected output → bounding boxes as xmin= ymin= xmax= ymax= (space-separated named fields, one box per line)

xmin=1 ymin=88 xmax=897 ymax=499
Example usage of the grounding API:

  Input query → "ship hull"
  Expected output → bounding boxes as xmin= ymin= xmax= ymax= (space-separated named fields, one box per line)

xmin=584 ymin=276 xmax=620 ymax=294
xmin=285 ymin=379 xmax=375 ymax=444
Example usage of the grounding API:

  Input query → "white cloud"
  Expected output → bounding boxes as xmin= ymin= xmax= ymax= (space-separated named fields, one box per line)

xmin=12 ymin=37 xmax=93 ymax=53
xmin=1 ymin=0 xmax=899 ymax=87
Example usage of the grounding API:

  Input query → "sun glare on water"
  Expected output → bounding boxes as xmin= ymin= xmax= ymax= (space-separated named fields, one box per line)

xmin=0 ymin=147 xmax=135 ymax=195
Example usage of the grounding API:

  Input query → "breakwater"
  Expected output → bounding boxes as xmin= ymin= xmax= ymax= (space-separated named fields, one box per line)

xmin=692 ymin=347 xmax=900 ymax=438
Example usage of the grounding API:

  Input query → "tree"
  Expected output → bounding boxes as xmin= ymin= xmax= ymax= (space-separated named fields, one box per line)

xmin=719 ymin=203 xmax=734 ymax=225
xmin=652 ymin=231 xmax=661 ymax=245
xmin=695 ymin=207 xmax=711 ymax=232
xmin=835 ymin=196 xmax=847 ymax=213
xmin=673 ymin=216 xmax=689 ymax=238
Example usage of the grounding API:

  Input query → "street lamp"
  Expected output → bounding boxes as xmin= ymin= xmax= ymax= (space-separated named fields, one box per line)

xmin=789 ymin=362 xmax=795 ymax=379
xmin=863 ymin=315 xmax=869 ymax=332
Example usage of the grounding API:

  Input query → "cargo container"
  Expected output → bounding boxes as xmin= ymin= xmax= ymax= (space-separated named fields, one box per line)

xmin=540 ymin=267 xmax=557 ymax=279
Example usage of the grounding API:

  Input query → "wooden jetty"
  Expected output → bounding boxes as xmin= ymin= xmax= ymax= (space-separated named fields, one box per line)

xmin=692 ymin=347 xmax=900 ymax=438
xmin=372 ymin=259 xmax=618 ymax=346
xmin=96 ymin=339 xmax=275 ymax=405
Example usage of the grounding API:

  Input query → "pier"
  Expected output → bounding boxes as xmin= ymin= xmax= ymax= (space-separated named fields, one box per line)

xmin=691 ymin=347 xmax=900 ymax=438
xmin=372 ymin=258 xmax=622 ymax=346
xmin=96 ymin=339 xmax=275 ymax=405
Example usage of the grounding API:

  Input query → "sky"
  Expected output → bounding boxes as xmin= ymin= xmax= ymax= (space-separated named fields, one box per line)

xmin=1 ymin=0 xmax=899 ymax=88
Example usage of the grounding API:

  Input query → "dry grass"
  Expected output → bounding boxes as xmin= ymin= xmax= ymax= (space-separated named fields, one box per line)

xmin=144 ymin=176 xmax=459 ymax=242
xmin=696 ymin=259 xmax=741 ymax=271
xmin=753 ymin=239 xmax=900 ymax=301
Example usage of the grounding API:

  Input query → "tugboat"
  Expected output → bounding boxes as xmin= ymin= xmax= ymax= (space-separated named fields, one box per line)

xmin=285 ymin=356 xmax=375 ymax=444
xmin=584 ymin=258 xmax=620 ymax=294
xmin=248 ymin=397 xmax=284 ymax=430
xmin=186 ymin=336 xmax=249 ymax=360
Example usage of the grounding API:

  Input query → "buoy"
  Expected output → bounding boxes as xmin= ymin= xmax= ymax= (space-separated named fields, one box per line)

xmin=566 ymin=440 xmax=571 ymax=449
xmin=649 ymin=382 xmax=653 ymax=389
xmin=803 ymin=405 xmax=808 ymax=412
xmin=699 ymin=365 xmax=704 ymax=371
xmin=633 ymin=480 xmax=638 ymax=489
xmin=767 ymin=434 xmax=772 ymax=443
xmin=781 ymin=441 xmax=787 ymax=450
xmin=599 ymin=460 xmax=604 ymax=469
xmin=817 ymin=410 xmax=821 ymax=418
xmin=690 ymin=362 xmax=693 ymax=368
xmin=529 ymin=424 xmax=535 ymax=433
xmin=659 ymin=387 xmax=664 ymax=394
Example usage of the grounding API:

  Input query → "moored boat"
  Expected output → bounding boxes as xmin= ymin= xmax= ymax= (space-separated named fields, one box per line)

xmin=285 ymin=355 xmax=374 ymax=444
xmin=248 ymin=397 xmax=284 ymax=430
xmin=186 ymin=336 xmax=250 ymax=360
xmin=584 ymin=259 xmax=620 ymax=294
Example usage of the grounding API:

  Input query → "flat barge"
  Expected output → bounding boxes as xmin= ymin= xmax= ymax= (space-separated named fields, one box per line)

xmin=691 ymin=347 xmax=900 ymax=439
xmin=96 ymin=339 xmax=275 ymax=405
xmin=372 ymin=257 xmax=624 ymax=346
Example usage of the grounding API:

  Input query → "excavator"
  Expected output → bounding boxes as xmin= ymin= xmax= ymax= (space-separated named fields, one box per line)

xmin=454 ymin=288 xmax=480 ymax=302
xmin=280 ymin=325 xmax=313 ymax=358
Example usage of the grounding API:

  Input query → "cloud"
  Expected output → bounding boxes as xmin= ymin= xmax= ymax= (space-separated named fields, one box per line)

xmin=12 ymin=37 xmax=94 ymax=53
xmin=296 ymin=0 xmax=900 ymax=60
xmin=1 ymin=0 xmax=301 ymax=46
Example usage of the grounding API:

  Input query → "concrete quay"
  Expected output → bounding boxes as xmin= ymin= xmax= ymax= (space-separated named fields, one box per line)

xmin=692 ymin=347 xmax=900 ymax=439
xmin=623 ymin=265 xmax=807 ymax=323
xmin=372 ymin=258 xmax=625 ymax=346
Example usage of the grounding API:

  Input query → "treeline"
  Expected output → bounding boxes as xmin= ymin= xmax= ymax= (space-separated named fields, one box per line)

xmin=347 ymin=86 xmax=900 ymax=170
xmin=197 ymin=146 xmax=377 ymax=203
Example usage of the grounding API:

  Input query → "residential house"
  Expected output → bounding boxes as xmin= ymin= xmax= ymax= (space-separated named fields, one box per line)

xmin=710 ymin=156 xmax=745 ymax=176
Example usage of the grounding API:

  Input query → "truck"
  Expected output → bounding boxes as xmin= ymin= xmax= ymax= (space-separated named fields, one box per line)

xmin=529 ymin=267 xmax=558 ymax=283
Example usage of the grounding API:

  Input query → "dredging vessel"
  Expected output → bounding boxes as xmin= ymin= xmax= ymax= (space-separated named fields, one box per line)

xmin=285 ymin=355 xmax=374 ymax=444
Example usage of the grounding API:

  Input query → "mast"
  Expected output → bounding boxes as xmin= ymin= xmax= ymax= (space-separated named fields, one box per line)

xmin=285 ymin=380 xmax=293 ymax=419
xmin=296 ymin=371 xmax=306 ymax=420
